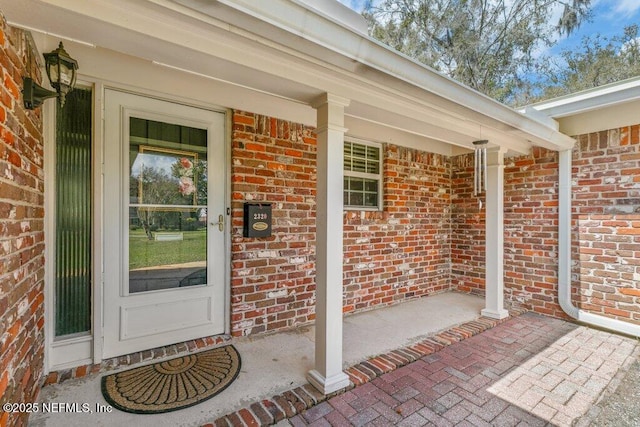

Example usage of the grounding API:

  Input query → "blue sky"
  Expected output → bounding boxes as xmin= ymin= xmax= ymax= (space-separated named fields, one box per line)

xmin=337 ymin=0 xmax=640 ymax=55
xmin=552 ymin=0 xmax=640 ymax=52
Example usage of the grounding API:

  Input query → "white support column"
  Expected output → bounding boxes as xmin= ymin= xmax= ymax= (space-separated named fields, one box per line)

xmin=307 ymin=93 xmax=351 ymax=395
xmin=481 ymin=147 xmax=510 ymax=319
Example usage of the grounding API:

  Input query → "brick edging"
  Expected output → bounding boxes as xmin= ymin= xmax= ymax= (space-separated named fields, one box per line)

xmin=42 ymin=335 xmax=232 ymax=387
xmin=204 ymin=307 xmax=528 ymax=426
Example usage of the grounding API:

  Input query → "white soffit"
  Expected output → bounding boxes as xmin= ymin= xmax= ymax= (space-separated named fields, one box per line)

xmin=526 ymin=77 xmax=640 ymax=136
xmin=0 ymin=0 xmax=574 ymax=153
xmin=555 ymin=99 xmax=640 ymax=136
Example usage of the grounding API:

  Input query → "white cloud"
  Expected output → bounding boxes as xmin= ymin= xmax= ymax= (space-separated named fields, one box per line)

xmin=612 ymin=0 xmax=640 ymax=16
xmin=595 ymin=0 xmax=640 ymax=19
xmin=336 ymin=0 xmax=367 ymax=12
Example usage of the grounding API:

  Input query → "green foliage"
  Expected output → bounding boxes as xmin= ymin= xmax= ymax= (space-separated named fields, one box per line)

xmin=532 ymin=24 xmax=640 ymax=102
xmin=130 ymin=156 xmax=208 ymax=239
xmin=183 ymin=217 xmax=200 ymax=231
xmin=364 ymin=0 xmax=591 ymax=104
xmin=129 ymin=229 xmax=206 ymax=270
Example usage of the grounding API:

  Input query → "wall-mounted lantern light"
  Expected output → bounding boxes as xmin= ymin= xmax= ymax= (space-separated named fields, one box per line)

xmin=23 ymin=42 xmax=78 ymax=110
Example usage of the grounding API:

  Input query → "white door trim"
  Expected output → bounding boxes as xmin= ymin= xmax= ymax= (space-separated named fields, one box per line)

xmin=44 ymin=79 xmax=232 ymax=370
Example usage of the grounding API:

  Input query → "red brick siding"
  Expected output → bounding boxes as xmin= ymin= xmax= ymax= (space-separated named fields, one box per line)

xmin=230 ymin=112 xmax=318 ymax=337
xmin=231 ymin=113 xmax=453 ymax=335
xmin=451 ymin=127 xmax=640 ymax=326
xmin=450 ymin=154 xmax=485 ymax=295
xmin=487 ymin=127 xmax=640 ymax=323
xmin=0 ymin=19 xmax=46 ymax=427
xmin=343 ymin=145 xmax=452 ymax=313
xmin=502 ymin=147 xmax=565 ymax=318
xmin=451 ymin=148 xmax=564 ymax=308
xmin=577 ymin=215 xmax=640 ymax=324
xmin=570 ymin=126 xmax=640 ymax=325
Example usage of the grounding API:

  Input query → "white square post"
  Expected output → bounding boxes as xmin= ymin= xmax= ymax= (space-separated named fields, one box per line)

xmin=307 ymin=93 xmax=351 ymax=394
xmin=481 ymin=147 xmax=510 ymax=319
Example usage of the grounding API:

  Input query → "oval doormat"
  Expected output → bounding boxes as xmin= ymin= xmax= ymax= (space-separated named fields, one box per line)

xmin=101 ymin=345 xmax=241 ymax=414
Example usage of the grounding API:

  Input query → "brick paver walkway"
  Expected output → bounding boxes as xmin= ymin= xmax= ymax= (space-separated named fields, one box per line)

xmin=286 ymin=313 xmax=639 ymax=426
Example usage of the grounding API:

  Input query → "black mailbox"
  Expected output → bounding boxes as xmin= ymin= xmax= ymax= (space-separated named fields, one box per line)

xmin=243 ymin=203 xmax=272 ymax=238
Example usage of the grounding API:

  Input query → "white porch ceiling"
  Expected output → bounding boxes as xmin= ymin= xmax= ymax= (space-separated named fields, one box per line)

xmin=0 ymin=0 xmax=575 ymax=156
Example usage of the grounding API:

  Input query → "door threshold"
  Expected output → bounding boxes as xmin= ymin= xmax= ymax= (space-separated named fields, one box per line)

xmin=43 ymin=334 xmax=232 ymax=387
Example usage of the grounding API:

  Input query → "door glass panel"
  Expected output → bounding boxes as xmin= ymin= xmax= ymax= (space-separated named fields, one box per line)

xmin=128 ymin=118 xmax=208 ymax=293
xmin=55 ymin=88 xmax=92 ymax=336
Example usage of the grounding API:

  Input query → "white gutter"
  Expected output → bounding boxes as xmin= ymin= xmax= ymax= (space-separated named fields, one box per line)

xmin=531 ymin=76 xmax=640 ymax=118
xmin=558 ymin=150 xmax=640 ymax=338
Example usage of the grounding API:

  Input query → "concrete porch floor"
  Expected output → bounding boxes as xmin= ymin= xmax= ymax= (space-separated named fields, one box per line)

xmin=30 ymin=292 xmax=485 ymax=426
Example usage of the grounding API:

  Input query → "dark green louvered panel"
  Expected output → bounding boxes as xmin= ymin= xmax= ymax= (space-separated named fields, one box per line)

xmin=55 ymin=88 xmax=92 ymax=337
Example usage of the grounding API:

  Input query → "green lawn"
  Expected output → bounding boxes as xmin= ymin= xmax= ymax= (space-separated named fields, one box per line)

xmin=129 ymin=229 xmax=207 ymax=269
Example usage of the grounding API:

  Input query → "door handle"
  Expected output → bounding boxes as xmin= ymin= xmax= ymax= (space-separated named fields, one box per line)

xmin=211 ymin=214 xmax=224 ymax=232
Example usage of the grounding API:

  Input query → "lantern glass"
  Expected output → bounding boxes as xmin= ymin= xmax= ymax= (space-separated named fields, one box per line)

xmin=47 ymin=62 xmax=58 ymax=85
xmin=59 ymin=63 xmax=73 ymax=86
xmin=43 ymin=42 xmax=78 ymax=107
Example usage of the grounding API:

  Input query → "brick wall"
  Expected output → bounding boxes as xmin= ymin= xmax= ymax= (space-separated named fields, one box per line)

xmin=450 ymin=127 xmax=640 ymax=326
xmin=571 ymin=127 xmax=640 ymax=324
xmin=577 ymin=215 xmax=640 ymax=323
xmin=231 ymin=113 xmax=640 ymax=332
xmin=0 ymin=18 xmax=46 ymax=427
xmin=450 ymin=154 xmax=485 ymax=295
xmin=451 ymin=148 xmax=564 ymax=308
xmin=502 ymin=147 xmax=565 ymax=318
xmin=495 ymin=127 xmax=640 ymax=323
xmin=231 ymin=112 xmax=454 ymax=336
xmin=343 ymin=145 xmax=451 ymax=313
xmin=230 ymin=112 xmax=318 ymax=337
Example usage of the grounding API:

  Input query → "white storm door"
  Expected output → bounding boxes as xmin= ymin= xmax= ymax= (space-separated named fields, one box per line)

xmin=103 ymin=90 xmax=226 ymax=359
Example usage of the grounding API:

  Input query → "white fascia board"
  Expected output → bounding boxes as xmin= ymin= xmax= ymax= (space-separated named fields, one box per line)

xmin=527 ymin=76 xmax=640 ymax=118
xmin=353 ymin=46 xmax=575 ymax=150
xmin=520 ymin=107 xmax=559 ymax=131
xmin=288 ymin=0 xmax=369 ymax=35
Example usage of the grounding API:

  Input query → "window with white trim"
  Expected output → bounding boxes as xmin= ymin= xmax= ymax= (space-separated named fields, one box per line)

xmin=343 ymin=139 xmax=382 ymax=210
